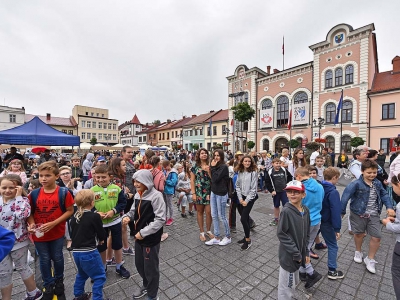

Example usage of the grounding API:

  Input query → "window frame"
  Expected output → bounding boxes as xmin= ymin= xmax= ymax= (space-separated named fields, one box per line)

xmin=9 ymin=114 xmax=16 ymax=123
xmin=345 ymin=65 xmax=354 ymax=84
xmin=335 ymin=68 xmax=343 ymax=86
xmin=261 ymin=99 xmax=273 ymax=109
xmin=326 ymin=136 xmax=335 ymax=150
xmin=325 ymin=103 xmax=336 ymax=124
xmin=342 ymin=135 xmax=352 ymax=153
xmin=382 ymin=103 xmax=395 ymax=120
xmin=293 ymin=92 xmax=308 ymax=104
xmin=276 ymin=95 xmax=289 ymax=128
xmin=341 ymin=100 xmax=353 ymax=123
xmin=380 ymin=138 xmax=390 ymax=155
xmin=325 ymin=70 xmax=333 ymax=88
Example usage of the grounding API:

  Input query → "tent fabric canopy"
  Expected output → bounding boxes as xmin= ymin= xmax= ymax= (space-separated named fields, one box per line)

xmin=0 ymin=116 xmax=80 ymax=146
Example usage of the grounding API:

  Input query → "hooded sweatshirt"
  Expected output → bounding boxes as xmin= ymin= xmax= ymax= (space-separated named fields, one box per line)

xmin=210 ymin=164 xmax=229 ymax=196
xmin=123 ymin=170 xmax=166 ymax=247
xmin=164 ymin=168 xmax=178 ymax=195
xmin=302 ymin=178 xmax=324 ymax=226
xmin=321 ymin=181 xmax=342 ymax=232
xmin=82 ymin=153 xmax=94 ymax=176
xmin=277 ymin=202 xmax=310 ymax=273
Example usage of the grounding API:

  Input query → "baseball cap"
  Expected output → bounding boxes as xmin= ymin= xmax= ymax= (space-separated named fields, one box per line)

xmin=97 ymin=156 xmax=106 ymax=162
xmin=235 ymin=151 xmax=243 ymax=155
xmin=284 ymin=180 xmax=305 ymax=192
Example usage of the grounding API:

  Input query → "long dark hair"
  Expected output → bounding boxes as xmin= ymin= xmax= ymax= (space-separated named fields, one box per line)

xmin=109 ymin=158 xmax=125 ymax=179
xmin=195 ymin=148 xmax=210 ymax=166
xmin=212 ymin=149 xmax=225 ymax=167
xmin=293 ymin=148 xmax=306 ymax=169
xmin=235 ymin=155 xmax=258 ymax=173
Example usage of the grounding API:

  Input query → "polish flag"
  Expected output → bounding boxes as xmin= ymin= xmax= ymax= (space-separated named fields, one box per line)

xmin=230 ymin=119 xmax=234 ymax=135
xmin=287 ymin=109 xmax=292 ymax=130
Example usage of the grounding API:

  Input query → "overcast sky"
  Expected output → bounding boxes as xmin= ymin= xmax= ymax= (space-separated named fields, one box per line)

xmin=1 ymin=1 xmax=399 ymax=124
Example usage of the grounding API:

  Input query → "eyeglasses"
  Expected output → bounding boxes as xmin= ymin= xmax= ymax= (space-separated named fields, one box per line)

xmin=286 ymin=190 xmax=302 ymax=195
xmin=60 ymin=172 xmax=71 ymax=176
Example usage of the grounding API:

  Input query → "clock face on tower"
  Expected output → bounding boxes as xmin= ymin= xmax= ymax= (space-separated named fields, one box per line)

xmin=334 ymin=33 xmax=344 ymax=44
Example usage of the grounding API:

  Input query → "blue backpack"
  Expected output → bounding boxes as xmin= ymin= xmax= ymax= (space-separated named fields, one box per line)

xmin=30 ymin=187 xmax=72 ymax=214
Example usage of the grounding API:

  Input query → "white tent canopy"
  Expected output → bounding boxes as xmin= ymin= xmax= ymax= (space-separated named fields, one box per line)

xmin=94 ymin=143 xmax=105 ymax=147
xmin=112 ymin=143 xmax=124 ymax=148
xmin=79 ymin=142 xmax=92 ymax=150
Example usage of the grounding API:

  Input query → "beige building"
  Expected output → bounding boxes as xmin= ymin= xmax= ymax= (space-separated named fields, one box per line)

xmin=72 ymin=105 xmax=119 ymax=145
xmin=25 ymin=113 xmax=77 ymax=135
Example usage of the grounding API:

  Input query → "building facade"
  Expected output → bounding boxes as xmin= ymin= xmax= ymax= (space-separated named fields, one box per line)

xmin=368 ymin=56 xmax=400 ymax=154
xmin=72 ymin=105 xmax=119 ymax=145
xmin=204 ymin=109 xmax=229 ymax=150
xmin=0 ymin=105 xmax=25 ymax=130
xmin=227 ymin=23 xmax=378 ymax=154
xmin=119 ymin=114 xmax=143 ymax=146
xmin=25 ymin=113 xmax=77 ymax=135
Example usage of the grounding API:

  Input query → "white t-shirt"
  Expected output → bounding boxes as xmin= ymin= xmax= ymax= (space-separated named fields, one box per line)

xmin=280 ymin=156 xmax=290 ymax=166
xmin=310 ymin=151 xmax=320 ymax=165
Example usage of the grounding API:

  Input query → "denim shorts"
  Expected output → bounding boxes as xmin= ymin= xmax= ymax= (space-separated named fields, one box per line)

xmin=97 ymin=222 xmax=123 ymax=252
xmin=350 ymin=211 xmax=381 ymax=238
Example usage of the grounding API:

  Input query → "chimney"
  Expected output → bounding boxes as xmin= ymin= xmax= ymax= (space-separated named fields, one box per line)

xmin=46 ymin=113 xmax=51 ymax=121
xmin=267 ymin=66 xmax=271 ymax=75
xmin=393 ymin=56 xmax=400 ymax=73
xmin=210 ymin=110 xmax=214 ymax=113
xmin=273 ymin=68 xmax=279 ymax=74
xmin=192 ymin=114 xmax=197 ymax=118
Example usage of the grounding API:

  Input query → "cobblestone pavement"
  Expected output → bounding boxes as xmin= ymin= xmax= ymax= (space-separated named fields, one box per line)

xmin=6 ymin=186 xmax=397 ymax=299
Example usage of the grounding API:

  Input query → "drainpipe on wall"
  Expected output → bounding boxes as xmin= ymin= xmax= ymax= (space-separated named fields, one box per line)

xmin=367 ymin=94 xmax=371 ymax=147
xmin=310 ymin=64 xmax=314 ymax=143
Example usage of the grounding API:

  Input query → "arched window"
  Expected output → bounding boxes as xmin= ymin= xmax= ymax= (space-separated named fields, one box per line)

xmin=326 ymin=136 xmax=335 ymax=150
xmin=342 ymin=135 xmax=352 ymax=153
xmin=335 ymin=68 xmax=343 ymax=86
xmin=296 ymin=137 xmax=303 ymax=148
xmin=234 ymin=91 xmax=249 ymax=105
xmin=345 ymin=65 xmax=354 ymax=84
xmin=261 ymin=99 xmax=273 ymax=109
xmin=275 ymin=138 xmax=288 ymax=153
xmin=325 ymin=103 xmax=336 ymax=123
xmin=294 ymin=92 xmax=308 ymax=104
xmin=276 ymin=96 xmax=289 ymax=127
xmin=341 ymin=100 xmax=353 ymax=122
xmin=325 ymin=70 xmax=333 ymax=88
xmin=263 ymin=139 xmax=269 ymax=151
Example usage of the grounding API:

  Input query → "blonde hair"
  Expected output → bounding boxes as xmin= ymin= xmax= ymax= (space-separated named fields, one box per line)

xmin=59 ymin=166 xmax=72 ymax=173
xmin=74 ymin=190 xmax=95 ymax=223
xmin=7 ymin=159 xmax=26 ymax=172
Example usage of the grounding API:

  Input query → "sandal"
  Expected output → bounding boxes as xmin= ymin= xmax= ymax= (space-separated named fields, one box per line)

xmin=199 ymin=232 xmax=206 ymax=242
xmin=206 ymin=231 xmax=214 ymax=239
xmin=310 ymin=249 xmax=319 ymax=259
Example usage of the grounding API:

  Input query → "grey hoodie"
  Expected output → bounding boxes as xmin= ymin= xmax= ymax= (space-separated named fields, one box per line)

xmin=277 ymin=202 xmax=311 ymax=273
xmin=235 ymin=171 xmax=258 ymax=203
xmin=385 ymin=202 xmax=400 ymax=243
xmin=123 ymin=169 xmax=166 ymax=247
xmin=82 ymin=153 xmax=94 ymax=176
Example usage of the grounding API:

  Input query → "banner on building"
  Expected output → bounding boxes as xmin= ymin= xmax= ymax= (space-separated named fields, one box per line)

xmin=292 ymin=102 xmax=309 ymax=126
xmin=260 ymin=108 xmax=274 ymax=128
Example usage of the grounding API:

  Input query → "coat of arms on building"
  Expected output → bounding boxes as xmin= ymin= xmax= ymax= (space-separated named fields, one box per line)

xmin=335 ymin=33 xmax=344 ymax=44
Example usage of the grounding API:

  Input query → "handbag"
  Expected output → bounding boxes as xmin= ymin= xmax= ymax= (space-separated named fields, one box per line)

xmin=337 ymin=167 xmax=355 ymax=186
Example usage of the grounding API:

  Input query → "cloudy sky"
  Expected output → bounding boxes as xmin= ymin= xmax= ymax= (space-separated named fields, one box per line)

xmin=1 ymin=1 xmax=399 ymax=124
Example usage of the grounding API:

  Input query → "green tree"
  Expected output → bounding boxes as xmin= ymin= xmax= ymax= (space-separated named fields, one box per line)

xmin=192 ymin=143 xmax=199 ymax=150
xmin=350 ymin=137 xmax=365 ymax=148
xmin=247 ymin=141 xmax=255 ymax=150
xmin=153 ymin=120 xmax=161 ymax=125
xmin=213 ymin=143 xmax=223 ymax=149
xmin=90 ymin=137 xmax=97 ymax=145
xmin=231 ymin=102 xmax=256 ymax=122
xmin=288 ymin=139 xmax=300 ymax=149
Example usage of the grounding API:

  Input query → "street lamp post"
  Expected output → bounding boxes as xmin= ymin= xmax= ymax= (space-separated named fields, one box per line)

xmin=225 ymin=128 xmax=230 ymax=151
xmin=313 ymin=117 xmax=325 ymax=140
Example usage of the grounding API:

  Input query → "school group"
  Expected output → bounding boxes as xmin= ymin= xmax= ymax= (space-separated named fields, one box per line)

xmin=1 ymin=145 xmax=400 ymax=300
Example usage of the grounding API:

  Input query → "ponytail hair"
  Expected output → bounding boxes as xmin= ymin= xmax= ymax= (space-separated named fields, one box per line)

xmin=74 ymin=190 xmax=95 ymax=223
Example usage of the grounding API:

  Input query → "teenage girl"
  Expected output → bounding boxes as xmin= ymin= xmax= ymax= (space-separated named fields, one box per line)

xmin=235 ymin=155 xmax=258 ymax=250
xmin=0 ymin=159 xmax=27 ymax=185
xmin=0 ymin=174 xmax=42 ymax=300
xmin=288 ymin=149 xmax=307 ymax=177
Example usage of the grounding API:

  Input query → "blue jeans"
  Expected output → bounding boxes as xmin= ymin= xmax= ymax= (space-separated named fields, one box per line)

xmin=259 ymin=173 xmax=265 ymax=190
xmin=210 ymin=192 xmax=230 ymax=238
xmin=73 ymin=250 xmax=106 ymax=300
xmin=320 ymin=222 xmax=339 ymax=270
xmin=34 ymin=237 xmax=64 ymax=287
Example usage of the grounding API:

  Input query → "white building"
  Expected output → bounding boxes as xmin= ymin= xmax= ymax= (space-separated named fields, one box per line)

xmin=119 ymin=114 xmax=143 ymax=146
xmin=0 ymin=105 xmax=25 ymax=130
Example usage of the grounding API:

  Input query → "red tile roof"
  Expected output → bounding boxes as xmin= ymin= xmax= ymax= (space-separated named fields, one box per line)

xmin=205 ymin=109 xmax=228 ymax=122
xmin=185 ymin=111 xmax=220 ymax=126
xmin=25 ymin=114 xmax=76 ymax=127
xmin=170 ymin=117 xmax=194 ymax=129
xmin=130 ymin=114 xmax=141 ymax=124
xmin=370 ymin=57 xmax=400 ymax=94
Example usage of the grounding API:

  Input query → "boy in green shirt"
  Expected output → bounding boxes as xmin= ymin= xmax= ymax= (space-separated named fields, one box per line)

xmin=91 ymin=165 xmax=130 ymax=279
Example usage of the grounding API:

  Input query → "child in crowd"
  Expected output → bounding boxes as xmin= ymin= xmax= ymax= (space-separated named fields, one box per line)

xmin=277 ymin=180 xmax=310 ymax=299
xmin=162 ymin=160 xmax=178 ymax=226
xmin=27 ymin=161 xmax=75 ymax=300
xmin=341 ymin=160 xmax=394 ymax=274
xmin=70 ymin=155 xmax=83 ymax=181
xmin=235 ymin=155 xmax=258 ymax=250
xmin=0 ymin=175 xmax=42 ymax=300
xmin=28 ymin=179 xmax=41 ymax=193
xmin=91 ymin=165 xmax=130 ymax=279
xmin=70 ymin=190 xmax=108 ymax=300
xmin=122 ymin=170 xmax=166 ymax=300
xmin=320 ymin=167 xmax=344 ymax=280
xmin=315 ymin=155 xmax=325 ymax=182
xmin=0 ymin=159 xmax=28 ymax=184
xmin=294 ymin=167 xmax=323 ymax=288
xmin=265 ymin=158 xmax=293 ymax=226
xmin=176 ymin=163 xmax=194 ymax=217
xmin=382 ymin=173 xmax=400 ymax=299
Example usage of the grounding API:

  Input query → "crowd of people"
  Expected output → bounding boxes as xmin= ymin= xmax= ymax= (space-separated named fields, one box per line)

xmin=1 ymin=144 xmax=400 ymax=300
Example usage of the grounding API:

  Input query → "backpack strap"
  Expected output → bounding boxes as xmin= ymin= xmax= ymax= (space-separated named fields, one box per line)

xmin=30 ymin=188 xmax=41 ymax=215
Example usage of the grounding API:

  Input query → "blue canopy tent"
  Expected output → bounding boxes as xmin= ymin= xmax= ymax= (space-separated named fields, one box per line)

xmin=0 ymin=116 xmax=80 ymax=146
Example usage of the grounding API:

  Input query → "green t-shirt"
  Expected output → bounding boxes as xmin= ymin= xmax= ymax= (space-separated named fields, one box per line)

xmin=91 ymin=184 xmax=122 ymax=225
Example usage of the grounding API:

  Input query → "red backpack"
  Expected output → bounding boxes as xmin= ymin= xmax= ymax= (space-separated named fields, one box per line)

xmin=151 ymin=168 xmax=165 ymax=193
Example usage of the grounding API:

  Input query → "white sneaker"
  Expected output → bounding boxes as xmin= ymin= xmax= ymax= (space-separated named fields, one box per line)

xmin=364 ymin=257 xmax=377 ymax=274
xmin=205 ymin=238 xmax=220 ymax=246
xmin=354 ymin=251 xmax=363 ymax=263
xmin=218 ymin=237 xmax=232 ymax=246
